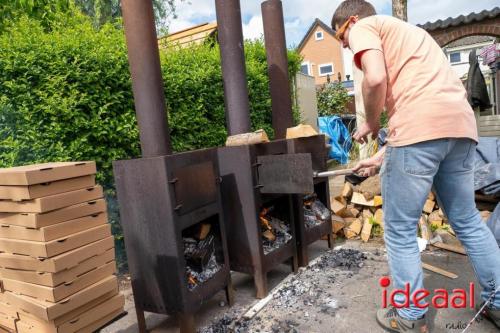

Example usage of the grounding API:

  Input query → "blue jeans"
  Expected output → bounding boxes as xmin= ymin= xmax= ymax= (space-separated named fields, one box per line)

xmin=381 ymin=138 xmax=500 ymax=320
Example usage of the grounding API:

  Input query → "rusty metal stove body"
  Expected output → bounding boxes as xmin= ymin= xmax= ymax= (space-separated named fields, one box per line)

xmin=260 ymin=0 xmax=334 ymax=268
xmin=287 ymin=136 xmax=334 ymax=267
xmin=114 ymin=150 xmax=233 ymax=332
xmin=218 ymin=140 xmax=300 ymax=298
xmin=114 ymin=1 xmax=233 ymax=332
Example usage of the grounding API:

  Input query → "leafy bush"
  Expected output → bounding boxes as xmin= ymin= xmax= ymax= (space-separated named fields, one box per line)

xmin=0 ymin=15 xmax=138 ymax=187
xmin=317 ymin=82 xmax=350 ymax=116
xmin=0 ymin=14 xmax=301 ymax=185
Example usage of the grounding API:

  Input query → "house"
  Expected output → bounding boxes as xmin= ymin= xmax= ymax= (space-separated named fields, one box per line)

xmin=443 ymin=36 xmax=497 ymax=115
xmin=158 ymin=22 xmax=218 ymax=49
xmin=297 ymin=19 xmax=346 ymax=86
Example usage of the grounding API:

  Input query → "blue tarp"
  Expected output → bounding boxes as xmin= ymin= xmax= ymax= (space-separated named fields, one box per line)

xmin=318 ymin=116 xmax=352 ymax=164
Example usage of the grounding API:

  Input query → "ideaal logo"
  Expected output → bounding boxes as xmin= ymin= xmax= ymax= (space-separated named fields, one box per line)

xmin=380 ymin=276 xmax=475 ymax=309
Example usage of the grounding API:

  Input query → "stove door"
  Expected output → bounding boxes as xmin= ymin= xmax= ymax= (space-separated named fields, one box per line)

xmin=257 ymin=153 xmax=314 ymax=194
xmin=172 ymin=161 xmax=217 ymax=215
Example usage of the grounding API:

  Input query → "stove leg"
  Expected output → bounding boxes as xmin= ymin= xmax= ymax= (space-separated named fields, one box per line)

xmin=292 ymin=252 xmax=299 ymax=273
xmin=225 ymin=278 xmax=235 ymax=306
xmin=297 ymin=246 xmax=308 ymax=268
xmin=178 ymin=313 xmax=196 ymax=333
xmin=327 ymin=232 xmax=334 ymax=249
xmin=254 ymin=271 xmax=268 ymax=299
xmin=134 ymin=301 xmax=147 ymax=333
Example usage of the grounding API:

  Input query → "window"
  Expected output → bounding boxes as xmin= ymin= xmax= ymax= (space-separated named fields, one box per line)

xmin=315 ymin=31 xmax=324 ymax=41
xmin=450 ymin=52 xmax=461 ymax=63
xmin=300 ymin=62 xmax=310 ymax=75
xmin=318 ymin=63 xmax=334 ymax=76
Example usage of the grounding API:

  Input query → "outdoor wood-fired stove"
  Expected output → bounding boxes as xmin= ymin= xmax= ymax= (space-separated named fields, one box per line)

xmin=218 ymin=140 xmax=300 ymax=298
xmin=287 ymin=136 xmax=334 ymax=267
xmin=114 ymin=149 xmax=233 ymax=332
xmin=260 ymin=0 xmax=334 ymax=268
xmin=113 ymin=2 xmax=232 ymax=332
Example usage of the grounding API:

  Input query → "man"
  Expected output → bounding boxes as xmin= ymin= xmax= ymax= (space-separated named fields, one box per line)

xmin=331 ymin=1 xmax=500 ymax=332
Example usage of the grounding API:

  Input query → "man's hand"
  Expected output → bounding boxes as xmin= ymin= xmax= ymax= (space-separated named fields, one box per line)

xmin=353 ymin=122 xmax=380 ymax=144
xmin=353 ymin=149 xmax=385 ymax=177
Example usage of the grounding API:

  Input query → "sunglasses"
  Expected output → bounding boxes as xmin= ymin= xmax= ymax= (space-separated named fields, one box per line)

xmin=334 ymin=15 xmax=358 ymax=42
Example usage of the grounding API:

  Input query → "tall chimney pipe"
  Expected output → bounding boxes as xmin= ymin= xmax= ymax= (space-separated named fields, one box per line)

xmin=215 ymin=0 xmax=252 ymax=136
xmin=121 ymin=0 xmax=172 ymax=157
xmin=261 ymin=0 xmax=294 ymax=139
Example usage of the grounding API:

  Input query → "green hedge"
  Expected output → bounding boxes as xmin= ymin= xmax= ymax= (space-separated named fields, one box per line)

xmin=0 ymin=15 xmax=138 ymax=187
xmin=0 ymin=14 xmax=301 ymax=185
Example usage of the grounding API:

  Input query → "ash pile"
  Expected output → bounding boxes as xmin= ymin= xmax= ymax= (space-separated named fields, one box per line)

xmin=312 ymin=248 xmax=367 ymax=270
xmin=259 ymin=206 xmax=292 ymax=255
xmin=198 ymin=248 xmax=370 ymax=333
xmin=184 ymin=223 xmax=222 ymax=290
xmin=198 ymin=314 xmax=250 ymax=333
xmin=303 ymin=193 xmax=331 ymax=228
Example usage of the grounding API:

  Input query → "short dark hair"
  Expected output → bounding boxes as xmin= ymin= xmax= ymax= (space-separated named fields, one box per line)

xmin=331 ymin=0 xmax=377 ymax=30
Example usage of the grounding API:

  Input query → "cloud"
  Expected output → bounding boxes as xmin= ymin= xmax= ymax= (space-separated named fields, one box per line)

xmin=242 ymin=15 xmax=264 ymax=40
xmin=168 ymin=0 xmax=499 ymax=45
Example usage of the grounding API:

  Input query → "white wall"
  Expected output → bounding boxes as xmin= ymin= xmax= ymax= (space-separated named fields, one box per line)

xmin=445 ymin=42 xmax=494 ymax=79
xmin=342 ymin=48 xmax=354 ymax=81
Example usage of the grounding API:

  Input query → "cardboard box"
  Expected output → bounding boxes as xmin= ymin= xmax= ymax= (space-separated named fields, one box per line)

xmin=6 ymin=275 xmax=118 ymax=321
xmin=0 ymin=299 xmax=17 ymax=318
xmin=0 ymin=224 xmax=111 ymax=258
xmin=0 ymin=325 xmax=13 ymax=333
xmin=0 ymin=249 xmax=114 ymax=287
xmin=0 ymin=175 xmax=96 ymax=201
xmin=3 ymin=261 xmax=116 ymax=302
xmin=0 ymin=212 xmax=107 ymax=242
xmin=0 ymin=312 xmax=16 ymax=331
xmin=0 ymin=199 xmax=106 ymax=229
xmin=0 ymin=237 xmax=114 ymax=273
xmin=18 ymin=289 xmax=117 ymax=328
xmin=0 ymin=162 xmax=96 ymax=186
xmin=16 ymin=294 xmax=124 ymax=333
xmin=76 ymin=308 xmax=123 ymax=333
xmin=0 ymin=186 xmax=103 ymax=213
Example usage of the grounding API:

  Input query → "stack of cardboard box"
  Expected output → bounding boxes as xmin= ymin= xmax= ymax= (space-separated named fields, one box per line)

xmin=0 ymin=162 xmax=124 ymax=333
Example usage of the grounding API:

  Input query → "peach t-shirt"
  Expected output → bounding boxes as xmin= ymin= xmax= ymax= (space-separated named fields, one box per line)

xmin=348 ymin=15 xmax=478 ymax=146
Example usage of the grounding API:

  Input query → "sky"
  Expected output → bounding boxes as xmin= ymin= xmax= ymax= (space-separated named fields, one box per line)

xmin=168 ymin=0 xmax=499 ymax=48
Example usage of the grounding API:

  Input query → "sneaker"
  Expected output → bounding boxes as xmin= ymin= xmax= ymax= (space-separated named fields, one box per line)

xmin=376 ymin=307 xmax=428 ymax=332
xmin=476 ymin=301 xmax=500 ymax=328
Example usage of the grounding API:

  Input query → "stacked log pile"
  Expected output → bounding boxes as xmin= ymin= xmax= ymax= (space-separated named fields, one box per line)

xmin=330 ymin=175 xmax=496 ymax=243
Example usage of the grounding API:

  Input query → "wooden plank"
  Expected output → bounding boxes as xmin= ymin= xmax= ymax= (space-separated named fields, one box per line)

xmin=422 ymin=262 xmax=458 ymax=279
xmin=479 ymin=131 xmax=500 ymax=137
xmin=479 ymin=120 xmax=500 ymax=125
xmin=479 ymin=115 xmax=500 ymax=121
xmin=479 ymin=125 xmax=500 ymax=131
xmin=431 ymin=241 xmax=466 ymax=255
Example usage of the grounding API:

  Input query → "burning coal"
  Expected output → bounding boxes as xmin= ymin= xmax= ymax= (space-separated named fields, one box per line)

xmin=184 ymin=226 xmax=222 ymax=290
xmin=260 ymin=206 xmax=292 ymax=255
xmin=303 ymin=194 xmax=331 ymax=228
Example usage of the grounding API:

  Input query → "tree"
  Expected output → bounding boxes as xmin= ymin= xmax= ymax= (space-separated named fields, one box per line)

xmin=316 ymin=83 xmax=350 ymax=116
xmin=392 ymin=0 xmax=407 ymax=22
xmin=0 ymin=0 xmax=71 ymax=31
xmin=74 ymin=0 xmax=186 ymax=30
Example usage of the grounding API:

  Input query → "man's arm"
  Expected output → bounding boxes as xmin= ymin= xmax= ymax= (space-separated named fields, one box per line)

xmin=353 ymin=49 xmax=387 ymax=143
xmin=361 ymin=49 xmax=387 ymax=127
xmin=353 ymin=146 xmax=386 ymax=177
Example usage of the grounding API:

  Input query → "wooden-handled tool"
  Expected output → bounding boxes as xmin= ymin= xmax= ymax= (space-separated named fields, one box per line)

xmin=313 ymin=169 xmax=355 ymax=178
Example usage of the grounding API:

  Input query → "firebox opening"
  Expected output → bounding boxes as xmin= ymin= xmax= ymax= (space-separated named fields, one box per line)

xmin=182 ymin=215 xmax=224 ymax=291
xmin=303 ymin=182 xmax=331 ymax=229
xmin=259 ymin=195 xmax=293 ymax=255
